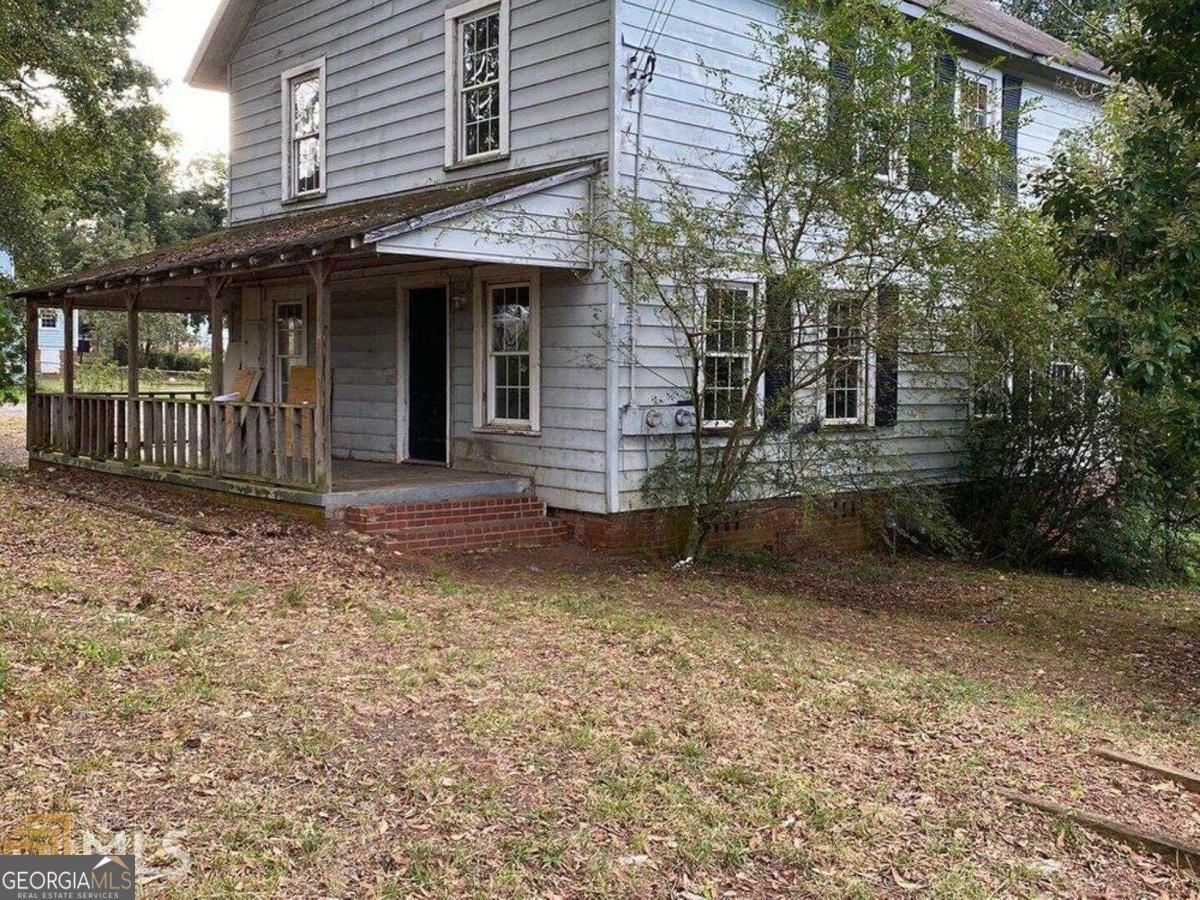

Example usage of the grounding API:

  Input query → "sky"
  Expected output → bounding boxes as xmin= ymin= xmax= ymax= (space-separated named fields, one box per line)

xmin=133 ymin=0 xmax=229 ymax=167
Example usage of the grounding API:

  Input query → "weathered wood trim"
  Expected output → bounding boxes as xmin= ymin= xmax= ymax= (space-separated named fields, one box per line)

xmin=29 ymin=450 xmax=327 ymax=507
xmin=308 ymin=259 xmax=334 ymax=491
xmin=25 ymin=301 xmax=38 ymax=451
xmin=363 ymin=162 xmax=602 ymax=245
xmin=207 ymin=276 xmax=229 ymax=476
xmin=126 ymin=289 xmax=141 ymax=465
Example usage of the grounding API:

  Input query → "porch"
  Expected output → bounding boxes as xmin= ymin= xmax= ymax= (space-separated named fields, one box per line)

xmin=27 ymin=416 xmax=531 ymax=514
xmin=16 ymin=164 xmax=597 ymax=518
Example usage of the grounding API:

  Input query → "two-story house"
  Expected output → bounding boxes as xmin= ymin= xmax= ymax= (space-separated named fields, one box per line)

xmin=16 ymin=0 xmax=1106 ymax=552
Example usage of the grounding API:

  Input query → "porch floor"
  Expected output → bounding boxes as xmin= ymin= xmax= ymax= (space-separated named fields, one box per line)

xmin=28 ymin=449 xmax=533 ymax=518
xmin=326 ymin=460 xmax=532 ymax=511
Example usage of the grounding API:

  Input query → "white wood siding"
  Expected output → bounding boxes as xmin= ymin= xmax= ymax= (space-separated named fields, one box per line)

xmin=227 ymin=0 xmax=611 ymax=223
xmin=613 ymin=0 xmax=1102 ymax=511
xmin=451 ymin=267 xmax=610 ymax=513
xmin=331 ymin=277 xmax=399 ymax=461
xmin=376 ymin=174 xmax=594 ymax=268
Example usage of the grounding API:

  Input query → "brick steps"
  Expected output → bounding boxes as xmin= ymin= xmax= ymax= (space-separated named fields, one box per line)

xmin=345 ymin=494 xmax=571 ymax=554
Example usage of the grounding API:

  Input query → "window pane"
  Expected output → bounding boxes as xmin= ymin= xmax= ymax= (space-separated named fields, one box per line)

xmin=461 ymin=10 xmax=501 ymax=156
xmin=292 ymin=77 xmax=320 ymax=137
xmin=493 ymin=355 xmax=530 ymax=421
xmin=295 ymin=136 xmax=321 ymax=194
xmin=489 ymin=285 xmax=532 ymax=423
xmin=825 ymin=299 xmax=863 ymax=420
xmin=962 ymin=78 xmax=991 ymax=131
xmin=705 ymin=286 xmax=752 ymax=353
xmin=464 ymin=86 xmax=501 ymax=156
xmin=491 ymin=286 xmax=530 ymax=352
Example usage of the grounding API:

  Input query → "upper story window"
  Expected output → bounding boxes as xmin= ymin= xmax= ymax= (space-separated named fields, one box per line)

xmin=281 ymin=59 xmax=325 ymax=201
xmin=960 ymin=71 xmax=996 ymax=134
xmin=40 ymin=310 xmax=58 ymax=329
xmin=445 ymin=0 xmax=510 ymax=167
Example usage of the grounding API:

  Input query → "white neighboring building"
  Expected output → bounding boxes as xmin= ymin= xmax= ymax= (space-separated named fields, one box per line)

xmin=34 ymin=304 xmax=81 ymax=377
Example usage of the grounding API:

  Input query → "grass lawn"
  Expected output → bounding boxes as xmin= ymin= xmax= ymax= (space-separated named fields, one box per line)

xmin=35 ymin=367 xmax=210 ymax=396
xmin=0 ymin=406 xmax=1197 ymax=897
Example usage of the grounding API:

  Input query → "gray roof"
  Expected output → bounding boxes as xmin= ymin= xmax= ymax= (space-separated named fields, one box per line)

xmin=13 ymin=163 xmax=595 ymax=300
xmin=910 ymin=0 xmax=1106 ymax=77
xmin=191 ymin=0 xmax=1106 ymax=92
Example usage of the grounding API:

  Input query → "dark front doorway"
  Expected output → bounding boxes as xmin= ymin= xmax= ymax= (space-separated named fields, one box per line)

xmin=407 ymin=286 xmax=448 ymax=464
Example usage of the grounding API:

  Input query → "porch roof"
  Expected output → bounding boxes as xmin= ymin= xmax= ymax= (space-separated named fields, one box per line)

xmin=13 ymin=161 xmax=601 ymax=305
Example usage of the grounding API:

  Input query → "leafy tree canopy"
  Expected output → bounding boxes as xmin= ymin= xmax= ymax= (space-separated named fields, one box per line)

xmin=1024 ymin=0 xmax=1200 ymax=578
xmin=0 ymin=0 xmax=168 ymax=281
xmin=996 ymin=0 xmax=1124 ymax=51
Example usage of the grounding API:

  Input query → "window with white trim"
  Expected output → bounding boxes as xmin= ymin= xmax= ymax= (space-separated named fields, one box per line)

xmin=40 ymin=310 xmax=58 ymax=329
xmin=445 ymin=0 xmax=509 ymax=166
xmin=824 ymin=295 xmax=869 ymax=424
xmin=275 ymin=300 xmax=307 ymax=402
xmin=477 ymin=273 xmax=539 ymax=430
xmin=701 ymin=282 xmax=757 ymax=427
xmin=960 ymin=72 xmax=995 ymax=133
xmin=281 ymin=60 xmax=325 ymax=200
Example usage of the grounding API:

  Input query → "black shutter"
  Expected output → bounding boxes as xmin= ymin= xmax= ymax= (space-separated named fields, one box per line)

xmin=1000 ymin=74 xmax=1023 ymax=199
xmin=764 ymin=277 xmax=794 ymax=432
xmin=936 ymin=53 xmax=957 ymax=174
xmin=909 ymin=52 xmax=957 ymax=192
xmin=874 ymin=284 xmax=900 ymax=428
xmin=828 ymin=47 xmax=855 ymax=173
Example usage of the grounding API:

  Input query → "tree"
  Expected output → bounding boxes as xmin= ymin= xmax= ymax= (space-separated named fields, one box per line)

xmin=996 ymin=0 xmax=1124 ymax=51
xmin=53 ymin=156 xmax=228 ymax=366
xmin=576 ymin=0 xmax=1013 ymax=558
xmin=49 ymin=154 xmax=228 ymax=276
xmin=1016 ymin=0 xmax=1200 ymax=579
xmin=1 ymin=0 xmax=169 ymax=400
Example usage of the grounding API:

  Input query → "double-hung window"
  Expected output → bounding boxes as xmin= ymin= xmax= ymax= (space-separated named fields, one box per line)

xmin=701 ymin=282 xmax=758 ymax=428
xmin=275 ymin=299 xmax=307 ymax=403
xmin=475 ymin=271 xmax=540 ymax=431
xmin=40 ymin=311 xmax=58 ymax=329
xmin=281 ymin=59 xmax=325 ymax=201
xmin=823 ymin=295 xmax=869 ymax=425
xmin=960 ymin=72 xmax=995 ymax=133
xmin=445 ymin=0 xmax=510 ymax=167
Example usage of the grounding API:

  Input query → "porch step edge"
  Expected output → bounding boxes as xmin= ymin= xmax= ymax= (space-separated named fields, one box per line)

xmin=323 ymin=475 xmax=533 ymax=511
xmin=381 ymin=517 xmax=572 ymax=554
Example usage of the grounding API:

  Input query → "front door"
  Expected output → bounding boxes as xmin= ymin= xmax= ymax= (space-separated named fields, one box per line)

xmin=407 ymin=286 xmax=448 ymax=463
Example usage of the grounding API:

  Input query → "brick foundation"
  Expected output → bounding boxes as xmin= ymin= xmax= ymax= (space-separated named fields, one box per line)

xmin=550 ymin=495 xmax=873 ymax=556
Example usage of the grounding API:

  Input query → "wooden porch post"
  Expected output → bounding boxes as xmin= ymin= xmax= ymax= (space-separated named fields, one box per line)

xmin=25 ymin=300 xmax=37 ymax=452
xmin=62 ymin=300 xmax=75 ymax=453
xmin=126 ymin=289 xmax=141 ymax=465
xmin=207 ymin=277 xmax=228 ymax=476
xmin=308 ymin=258 xmax=333 ymax=492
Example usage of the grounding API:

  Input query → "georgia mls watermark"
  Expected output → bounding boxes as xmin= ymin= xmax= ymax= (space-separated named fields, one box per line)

xmin=1 ymin=855 xmax=136 ymax=900
xmin=1 ymin=814 xmax=190 ymax=899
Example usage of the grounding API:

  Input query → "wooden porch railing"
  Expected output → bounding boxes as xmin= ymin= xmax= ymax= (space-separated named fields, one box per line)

xmin=28 ymin=393 xmax=319 ymax=490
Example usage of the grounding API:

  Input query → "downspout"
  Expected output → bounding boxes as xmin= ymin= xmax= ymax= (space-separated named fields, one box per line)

xmin=603 ymin=0 xmax=624 ymax=515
